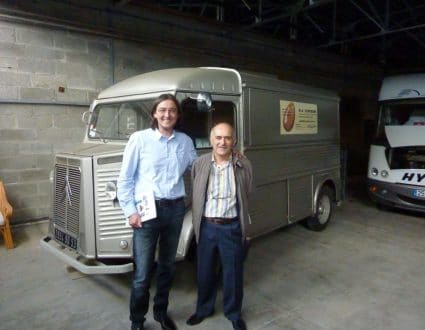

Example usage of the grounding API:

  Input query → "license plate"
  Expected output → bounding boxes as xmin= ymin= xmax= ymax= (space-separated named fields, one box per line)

xmin=413 ymin=189 xmax=425 ymax=198
xmin=54 ymin=228 xmax=78 ymax=249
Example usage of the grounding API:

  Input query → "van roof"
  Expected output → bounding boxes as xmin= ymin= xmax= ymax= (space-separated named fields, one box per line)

xmin=379 ymin=73 xmax=425 ymax=101
xmin=97 ymin=67 xmax=242 ymax=99
xmin=97 ymin=67 xmax=338 ymax=101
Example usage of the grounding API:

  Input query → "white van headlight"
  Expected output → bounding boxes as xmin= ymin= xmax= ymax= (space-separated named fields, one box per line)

xmin=381 ymin=170 xmax=389 ymax=178
xmin=371 ymin=167 xmax=379 ymax=176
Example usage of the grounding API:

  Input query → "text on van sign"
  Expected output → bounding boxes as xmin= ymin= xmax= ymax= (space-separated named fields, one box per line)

xmin=402 ymin=172 xmax=425 ymax=183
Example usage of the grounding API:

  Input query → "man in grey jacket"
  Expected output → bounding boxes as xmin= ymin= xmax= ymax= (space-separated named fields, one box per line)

xmin=187 ymin=122 xmax=253 ymax=330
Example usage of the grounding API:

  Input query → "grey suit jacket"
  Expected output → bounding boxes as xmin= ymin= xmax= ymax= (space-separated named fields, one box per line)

xmin=191 ymin=152 xmax=253 ymax=243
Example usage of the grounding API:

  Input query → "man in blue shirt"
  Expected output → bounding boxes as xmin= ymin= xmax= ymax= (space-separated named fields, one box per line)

xmin=117 ymin=94 xmax=197 ymax=330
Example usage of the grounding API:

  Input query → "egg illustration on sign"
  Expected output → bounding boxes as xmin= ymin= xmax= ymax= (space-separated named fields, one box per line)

xmin=283 ymin=102 xmax=296 ymax=132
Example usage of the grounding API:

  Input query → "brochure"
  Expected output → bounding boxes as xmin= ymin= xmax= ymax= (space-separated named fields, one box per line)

xmin=125 ymin=190 xmax=157 ymax=227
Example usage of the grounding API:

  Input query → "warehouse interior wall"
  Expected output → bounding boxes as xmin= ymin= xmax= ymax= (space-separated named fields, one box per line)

xmin=0 ymin=3 xmax=382 ymax=223
xmin=340 ymin=95 xmax=378 ymax=176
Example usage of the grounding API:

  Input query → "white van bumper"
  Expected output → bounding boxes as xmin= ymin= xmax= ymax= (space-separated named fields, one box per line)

xmin=40 ymin=236 xmax=134 ymax=274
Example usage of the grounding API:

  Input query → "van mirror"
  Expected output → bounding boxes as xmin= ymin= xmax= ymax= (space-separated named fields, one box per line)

xmin=195 ymin=92 xmax=212 ymax=112
xmin=81 ymin=111 xmax=91 ymax=124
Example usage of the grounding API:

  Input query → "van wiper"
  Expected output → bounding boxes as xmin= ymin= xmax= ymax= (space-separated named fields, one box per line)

xmin=89 ymin=128 xmax=108 ymax=143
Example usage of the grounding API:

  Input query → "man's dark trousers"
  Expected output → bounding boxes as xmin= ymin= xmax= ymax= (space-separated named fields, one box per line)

xmin=129 ymin=200 xmax=185 ymax=323
xmin=195 ymin=219 xmax=245 ymax=321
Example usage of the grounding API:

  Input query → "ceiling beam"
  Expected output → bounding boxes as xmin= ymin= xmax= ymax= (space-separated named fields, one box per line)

xmin=349 ymin=0 xmax=385 ymax=32
xmin=318 ymin=21 xmax=425 ymax=48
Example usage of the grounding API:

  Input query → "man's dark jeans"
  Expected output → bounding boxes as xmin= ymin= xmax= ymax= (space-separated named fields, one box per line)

xmin=129 ymin=200 xmax=185 ymax=323
xmin=195 ymin=220 xmax=245 ymax=322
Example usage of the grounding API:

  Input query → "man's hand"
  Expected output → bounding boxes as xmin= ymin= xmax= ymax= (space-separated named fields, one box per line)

xmin=232 ymin=149 xmax=246 ymax=159
xmin=128 ymin=213 xmax=142 ymax=228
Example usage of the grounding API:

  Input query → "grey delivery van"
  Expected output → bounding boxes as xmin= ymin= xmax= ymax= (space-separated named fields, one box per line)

xmin=41 ymin=67 xmax=342 ymax=274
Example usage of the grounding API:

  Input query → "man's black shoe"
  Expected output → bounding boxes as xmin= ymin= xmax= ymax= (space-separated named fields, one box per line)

xmin=131 ymin=321 xmax=144 ymax=330
xmin=186 ymin=313 xmax=206 ymax=326
xmin=155 ymin=314 xmax=177 ymax=330
xmin=232 ymin=318 xmax=247 ymax=330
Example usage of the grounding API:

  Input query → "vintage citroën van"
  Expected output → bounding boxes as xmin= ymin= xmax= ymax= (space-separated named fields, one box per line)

xmin=41 ymin=67 xmax=342 ymax=274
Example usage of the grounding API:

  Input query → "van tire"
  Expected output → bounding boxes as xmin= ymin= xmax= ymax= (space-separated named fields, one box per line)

xmin=305 ymin=186 xmax=334 ymax=231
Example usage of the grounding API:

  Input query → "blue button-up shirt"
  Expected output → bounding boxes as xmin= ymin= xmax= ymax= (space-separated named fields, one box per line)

xmin=117 ymin=128 xmax=197 ymax=217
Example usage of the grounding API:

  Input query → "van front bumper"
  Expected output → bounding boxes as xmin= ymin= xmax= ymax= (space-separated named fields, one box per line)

xmin=40 ymin=236 xmax=134 ymax=274
xmin=367 ymin=178 xmax=425 ymax=213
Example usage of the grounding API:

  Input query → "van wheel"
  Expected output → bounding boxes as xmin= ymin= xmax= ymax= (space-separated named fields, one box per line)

xmin=306 ymin=186 xmax=334 ymax=231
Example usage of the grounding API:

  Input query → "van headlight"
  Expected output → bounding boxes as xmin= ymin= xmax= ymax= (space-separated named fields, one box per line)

xmin=371 ymin=167 xmax=379 ymax=176
xmin=381 ymin=170 xmax=389 ymax=178
xmin=105 ymin=181 xmax=117 ymax=200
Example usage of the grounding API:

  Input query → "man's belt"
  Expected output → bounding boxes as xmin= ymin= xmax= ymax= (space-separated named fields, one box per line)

xmin=203 ymin=216 xmax=238 ymax=225
xmin=155 ymin=197 xmax=184 ymax=207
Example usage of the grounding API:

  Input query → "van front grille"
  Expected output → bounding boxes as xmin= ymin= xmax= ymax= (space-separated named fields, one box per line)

xmin=53 ymin=163 xmax=81 ymax=240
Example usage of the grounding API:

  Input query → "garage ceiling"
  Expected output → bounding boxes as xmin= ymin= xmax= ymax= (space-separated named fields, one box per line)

xmin=130 ymin=0 xmax=425 ymax=73
xmin=2 ymin=0 xmax=424 ymax=74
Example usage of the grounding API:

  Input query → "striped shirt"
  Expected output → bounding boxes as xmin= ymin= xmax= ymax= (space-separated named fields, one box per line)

xmin=204 ymin=156 xmax=237 ymax=218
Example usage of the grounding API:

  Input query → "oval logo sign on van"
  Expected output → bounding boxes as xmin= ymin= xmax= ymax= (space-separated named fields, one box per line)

xmin=398 ymin=89 xmax=421 ymax=97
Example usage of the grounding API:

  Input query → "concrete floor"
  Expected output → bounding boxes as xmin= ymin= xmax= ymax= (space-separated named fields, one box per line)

xmin=1 ymin=181 xmax=425 ymax=330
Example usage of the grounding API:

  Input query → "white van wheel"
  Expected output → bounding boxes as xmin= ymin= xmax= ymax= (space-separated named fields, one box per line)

xmin=306 ymin=186 xmax=334 ymax=231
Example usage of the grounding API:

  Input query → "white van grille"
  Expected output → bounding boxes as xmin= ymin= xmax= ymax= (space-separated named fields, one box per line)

xmin=53 ymin=163 xmax=81 ymax=238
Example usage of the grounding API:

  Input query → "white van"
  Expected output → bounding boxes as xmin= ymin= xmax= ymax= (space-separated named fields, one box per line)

xmin=368 ymin=74 xmax=425 ymax=211
xmin=41 ymin=67 xmax=342 ymax=274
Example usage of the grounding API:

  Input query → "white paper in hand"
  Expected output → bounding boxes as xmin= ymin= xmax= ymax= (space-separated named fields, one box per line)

xmin=135 ymin=190 xmax=157 ymax=222
xmin=125 ymin=190 xmax=157 ymax=228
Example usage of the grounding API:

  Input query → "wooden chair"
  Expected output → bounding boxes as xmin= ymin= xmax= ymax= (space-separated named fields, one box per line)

xmin=0 ymin=181 xmax=14 ymax=249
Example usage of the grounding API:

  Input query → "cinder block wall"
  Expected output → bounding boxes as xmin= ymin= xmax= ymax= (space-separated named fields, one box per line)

xmin=0 ymin=104 xmax=86 ymax=221
xmin=0 ymin=23 xmax=111 ymax=103
xmin=0 ymin=21 xmax=113 ymax=223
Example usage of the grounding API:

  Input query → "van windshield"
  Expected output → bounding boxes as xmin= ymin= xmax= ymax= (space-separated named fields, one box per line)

xmin=88 ymin=97 xmax=236 ymax=145
xmin=89 ymin=100 xmax=153 ymax=140
xmin=376 ymin=102 xmax=425 ymax=139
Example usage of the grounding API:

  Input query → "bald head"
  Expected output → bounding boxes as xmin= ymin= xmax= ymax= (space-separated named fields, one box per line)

xmin=210 ymin=123 xmax=235 ymax=162
xmin=210 ymin=123 xmax=235 ymax=140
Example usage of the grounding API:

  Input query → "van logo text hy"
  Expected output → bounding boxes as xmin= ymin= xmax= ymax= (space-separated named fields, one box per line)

xmin=402 ymin=172 xmax=425 ymax=183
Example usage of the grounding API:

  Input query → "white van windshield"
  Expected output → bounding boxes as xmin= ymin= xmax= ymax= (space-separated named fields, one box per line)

xmin=89 ymin=100 xmax=153 ymax=140
xmin=380 ymin=103 xmax=425 ymax=126
xmin=377 ymin=102 xmax=425 ymax=139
